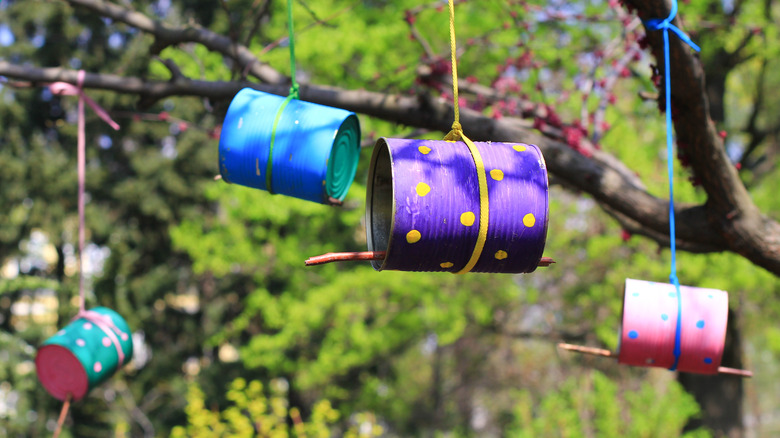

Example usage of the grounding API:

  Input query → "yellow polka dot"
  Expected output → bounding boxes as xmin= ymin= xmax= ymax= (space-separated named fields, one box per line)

xmin=416 ymin=182 xmax=431 ymax=197
xmin=406 ymin=230 xmax=421 ymax=244
xmin=495 ymin=250 xmax=508 ymax=260
xmin=418 ymin=146 xmax=432 ymax=154
xmin=460 ymin=212 xmax=476 ymax=227
xmin=490 ymin=169 xmax=504 ymax=181
xmin=523 ymin=213 xmax=536 ymax=227
xmin=440 ymin=262 xmax=454 ymax=268
xmin=513 ymin=144 xmax=527 ymax=152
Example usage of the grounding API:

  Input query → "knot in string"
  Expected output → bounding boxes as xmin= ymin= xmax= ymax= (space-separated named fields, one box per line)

xmin=644 ymin=18 xmax=701 ymax=53
xmin=644 ymin=0 xmax=700 ymax=53
xmin=49 ymin=70 xmax=121 ymax=131
xmin=444 ymin=121 xmax=463 ymax=141
xmin=288 ymin=83 xmax=300 ymax=100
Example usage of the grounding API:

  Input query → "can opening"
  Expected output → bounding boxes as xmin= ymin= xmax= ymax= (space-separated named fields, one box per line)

xmin=366 ymin=139 xmax=394 ymax=270
xmin=326 ymin=114 xmax=361 ymax=201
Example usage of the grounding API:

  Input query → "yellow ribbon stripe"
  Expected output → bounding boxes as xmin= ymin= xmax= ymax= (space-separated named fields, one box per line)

xmin=454 ymin=132 xmax=489 ymax=275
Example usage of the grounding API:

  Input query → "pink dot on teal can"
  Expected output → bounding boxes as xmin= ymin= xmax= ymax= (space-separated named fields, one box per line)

xmin=76 ymin=338 xmax=86 ymax=347
xmin=83 ymin=322 xmax=93 ymax=329
xmin=94 ymin=362 xmax=103 ymax=373
xmin=102 ymin=337 xmax=111 ymax=347
xmin=628 ymin=330 xmax=638 ymax=339
xmin=696 ymin=320 xmax=705 ymax=329
xmin=121 ymin=333 xmax=129 ymax=341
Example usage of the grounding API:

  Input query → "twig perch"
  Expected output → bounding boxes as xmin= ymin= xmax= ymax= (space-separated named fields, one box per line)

xmin=305 ymin=252 xmax=555 ymax=267
xmin=557 ymin=343 xmax=753 ymax=378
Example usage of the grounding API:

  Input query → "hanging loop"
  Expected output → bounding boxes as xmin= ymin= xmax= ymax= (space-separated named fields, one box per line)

xmin=643 ymin=0 xmax=699 ymax=372
xmin=266 ymin=0 xmax=301 ymax=192
xmin=49 ymin=70 xmax=120 ymax=313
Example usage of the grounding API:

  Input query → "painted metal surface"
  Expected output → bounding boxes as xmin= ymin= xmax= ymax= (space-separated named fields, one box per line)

xmin=36 ymin=307 xmax=133 ymax=401
xmin=219 ymin=88 xmax=361 ymax=204
xmin=366 ymin=138 xmax=548 ymax=273
xmin=618 ymin=278 xmax=729 ymax=374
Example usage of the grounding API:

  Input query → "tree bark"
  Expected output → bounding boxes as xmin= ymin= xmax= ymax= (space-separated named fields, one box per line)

xmin=678 ymin=309 xmax=744 ymax=437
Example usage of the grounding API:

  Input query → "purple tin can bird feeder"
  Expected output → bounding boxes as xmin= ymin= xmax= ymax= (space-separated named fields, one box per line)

xmin=362 ymin=137 xmax=549 ymax=273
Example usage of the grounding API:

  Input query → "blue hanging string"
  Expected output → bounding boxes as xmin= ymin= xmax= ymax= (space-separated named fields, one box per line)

xmin=644 ymin=1 xmax=699 ymax=372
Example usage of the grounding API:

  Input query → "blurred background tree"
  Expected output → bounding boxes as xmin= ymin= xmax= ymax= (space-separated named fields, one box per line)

xmin=1 ymin=0 xmax=779 ymax=437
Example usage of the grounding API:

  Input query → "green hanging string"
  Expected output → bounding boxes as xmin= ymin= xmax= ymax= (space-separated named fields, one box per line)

xmin=286 ymin=0 xmax=299 ymax=99
xmin=266 ymin=0 xmax=300 ymax=193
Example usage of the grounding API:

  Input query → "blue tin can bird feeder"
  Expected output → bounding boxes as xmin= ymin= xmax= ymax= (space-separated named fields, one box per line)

xmin=218 ymin=88 xmax=361 ymax=204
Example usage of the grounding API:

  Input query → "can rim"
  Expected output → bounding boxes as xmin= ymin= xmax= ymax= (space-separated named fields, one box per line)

xmin=365 ymin=138 xmax=396 ymax=270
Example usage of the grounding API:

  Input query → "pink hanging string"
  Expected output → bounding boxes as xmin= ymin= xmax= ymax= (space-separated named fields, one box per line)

xmin=49 ymin=70 xmax=128 ymax=365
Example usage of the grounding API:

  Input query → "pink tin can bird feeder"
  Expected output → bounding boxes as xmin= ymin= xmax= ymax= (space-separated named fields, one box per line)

xmin=559 ymin=278 xmax=751 ymax=377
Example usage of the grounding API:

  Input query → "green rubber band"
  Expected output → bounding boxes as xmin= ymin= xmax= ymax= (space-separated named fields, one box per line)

xmin=266 ymin=94 xmax=295 ymax=193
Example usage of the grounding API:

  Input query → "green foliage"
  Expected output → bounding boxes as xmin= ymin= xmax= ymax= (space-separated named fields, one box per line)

xmin=172 ymin=181 xmax=522 ymax=393
xmin=508 ymin=371 xmax=707 ymax=438
xmin=4 ymin=0 xmax=780 ymax=436
xmin=0 ymin=276 xmax=58 ymax=295
xmin=170 ymin=377 xmax=384 ymax=438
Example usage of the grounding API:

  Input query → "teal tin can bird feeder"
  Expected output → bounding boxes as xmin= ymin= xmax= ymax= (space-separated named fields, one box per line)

xmin=36 ymin=307 xmax=133 ymax=401
xmin=218 ymin=88 xmax=362 ymax=204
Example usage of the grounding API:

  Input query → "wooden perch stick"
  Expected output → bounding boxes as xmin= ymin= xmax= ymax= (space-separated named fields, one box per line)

xmin=557 ymin=343 xmax=753 ymax=378
xmin=558 ymin=343 xmax=614 ymax=357
xmin=715 ymin=366 xmax=754 ymax=378
xmin=305 ymin=251 xmax=387 ymax=265
xmin=305 ymin=252 xmax=555 ymax=267
xmin=52 ymin=393 xmax=72 ymax=438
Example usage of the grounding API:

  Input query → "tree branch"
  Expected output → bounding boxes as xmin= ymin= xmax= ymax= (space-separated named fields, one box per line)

xmin=0 ymin=60 xmax=727 ymax=256
xmin=625 ymin=0 xmax=780 ymax=273
xmin=8 ymin=0 xmax=780 ymax=276
xmin=64 ymin=0 xmax=286 ymax=85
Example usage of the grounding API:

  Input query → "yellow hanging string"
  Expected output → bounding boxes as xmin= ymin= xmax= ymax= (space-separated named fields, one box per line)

xmin=443 ymin=0 xmax=489 ymax=275
xmin=443 ymin=0 xmax=462 ymax=141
